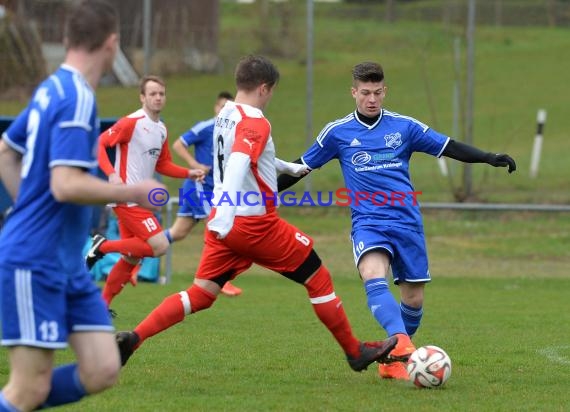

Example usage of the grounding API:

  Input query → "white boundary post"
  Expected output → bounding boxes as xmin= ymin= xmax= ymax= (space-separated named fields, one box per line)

xmin=437 ymin=157 xmax=449 ymax=176
xmin=530 ymin=109 xmax=547 ymax=178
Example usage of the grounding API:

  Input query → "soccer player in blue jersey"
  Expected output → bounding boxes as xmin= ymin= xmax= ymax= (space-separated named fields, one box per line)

xmin=0 ymin=1 xmax=163 ymax=410
xmin=165 ymin=91 xmax=243 ymax=296
xmin=278 ymin=61 xmax=516 ymax=380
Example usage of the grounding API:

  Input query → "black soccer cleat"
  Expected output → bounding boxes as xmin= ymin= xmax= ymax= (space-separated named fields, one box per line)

xmin=85 ymin=234 xmax=107 ymax=270
xmin=108 ymin=308 xmax=118 ymax=319
xmin=346 ymin=336 xmax=399 ymax=372
xmin=116 ymin=331 xmax=140 ymax=366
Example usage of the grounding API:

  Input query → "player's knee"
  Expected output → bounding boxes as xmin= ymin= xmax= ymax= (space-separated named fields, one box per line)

xmin=151 ymin=238 xmax=170 ymax=257
xmin=186 ymin=285 xmax=217 ymax=313
xmin=403 ymin=295 xmax=424 ymax=309
xmin=122 ymin=255 xmax=140 ymax=265
xmin=357 ymin=250 xmax=391 ymax=280
xmin=30 ymin=385 xmax=51 ymax=409
xmin=80 ymin=357 xmax=120 ymax=394
xmin=304 ymin=265 xmax=335 ymax=298
xmin=400 ymin=283 xmax=425 ymax=308
xmin=280 ymin=249 xmax=322 ymax=284
xmin=14 ymin=376 xmax=51 ymax=409
xmin=170 ymin=229 xmax=186 ymax=242
xmin=170 ymin=219 xmax=197 ymax=242
xmin=177 ymin=221 xmax=198 ymax=241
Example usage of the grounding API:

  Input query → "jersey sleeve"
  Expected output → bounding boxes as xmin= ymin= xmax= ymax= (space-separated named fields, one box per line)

xmin=155 ymin=138 xmax=189 ymax=178
xmin=179 ymin=128 xmax=200 ymax=147
xmin=408 ymin=119 xmax=450 ymax=158
xmin=97 ymin=138 xmax=115 ymax=176
xmin=231 ymin=117 xmax=270 ymax=164
xmin=49 ymin=96 xmax=98 ymax=170
xmin=97 ymin=117 xmax=136 ymax=175
xmin=99 ymin=117 xmax=136 ymax=148
xmin=2 ymin=107 xmax=30 ymax=154
xmin=301 ymin=123 xmax=339 ymax=169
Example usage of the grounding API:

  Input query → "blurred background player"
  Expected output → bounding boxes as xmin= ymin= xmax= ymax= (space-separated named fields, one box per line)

xmin=86 ymin=75 xmax=204 ymax=312
xmin=165 ymin=91 xmax=242 ymax=297
xmin=0 ymin=1 xmax=164 ymax=410
xmin=115 ymin=55 xmax=398 ymax=371
xmin=278 ymin=61 xmax=516 ymax=381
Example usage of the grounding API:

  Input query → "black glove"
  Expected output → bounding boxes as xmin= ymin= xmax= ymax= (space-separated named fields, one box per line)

xmin=487 ymin=153 xmax=516 ymax=174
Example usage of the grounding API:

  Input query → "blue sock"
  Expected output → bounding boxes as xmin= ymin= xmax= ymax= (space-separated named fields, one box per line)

xmin=40 ymin=364 xmax=87 ymax=408
xmin=164 ymin=229 xmax=173 ymax=244
xmin=364 ymin=279 xmax=407 ymax=336
xmin=0 ymin=392 xmax=19 ymax=412
xmin=400 ymin=302 xmax=423 ymax=337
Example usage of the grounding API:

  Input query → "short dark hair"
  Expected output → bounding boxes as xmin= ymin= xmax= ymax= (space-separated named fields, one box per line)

xmin=218 ymin=91 xmax=234 ymax=100
xmin=64 ymin=0 xmax=118 ymax=52
xmin=352 ymin=62 xmax=385 ymax=85
xmin=234 ymin=55 xmax=280 ymax=92
xmin=140 ymin=75 xmax=165 ymax=95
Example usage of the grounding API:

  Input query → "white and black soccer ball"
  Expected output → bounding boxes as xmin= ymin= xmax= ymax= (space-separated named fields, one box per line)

xmin=406 ymin=345 xmax=452 ymax=388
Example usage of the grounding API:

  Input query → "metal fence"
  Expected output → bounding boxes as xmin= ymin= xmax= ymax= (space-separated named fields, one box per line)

xmin=1 ymin=0 xmax=569 ymax=95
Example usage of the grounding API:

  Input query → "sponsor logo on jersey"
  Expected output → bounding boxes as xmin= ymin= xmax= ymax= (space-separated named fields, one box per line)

xmin=145 ymin=148 xmax=161 ymax=159
xmin=351 ymin=151 xmax=372 ymax=165
xmin=350 ymin=138 xmax=361 ymax=146
xmin=384 ymin=132 xmax=402 ymax=149
xmin=242 ymin=138 xmax=254 ymax=150
xmin=372 ymin=152 xmax=396 ymax=162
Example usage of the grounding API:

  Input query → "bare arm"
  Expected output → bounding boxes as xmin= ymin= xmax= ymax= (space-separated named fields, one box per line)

xmin=50 ymin=166 xmax=164 ymax=210
xmin=0 ymin=139 xmax=22 ymax=200
xmin=172 ymin=138 xmax=206 ymax=170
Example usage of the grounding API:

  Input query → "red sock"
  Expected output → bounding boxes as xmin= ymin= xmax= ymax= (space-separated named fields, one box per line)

xmin=100 ymin=237 xmax=154 ymax=258
xmin=305 ymin=265 xmax=360 ymax=358
xmin=134 ymin=285 xmax=216 ymax=344
xmin=102 ymin=259 xmax=137 ymax=306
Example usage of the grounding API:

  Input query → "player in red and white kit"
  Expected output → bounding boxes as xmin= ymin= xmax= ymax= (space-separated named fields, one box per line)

xmin=116 ymin=56 xmax=398 ymax=372
xmin=85 ymin=75 xmax=204 ymax=310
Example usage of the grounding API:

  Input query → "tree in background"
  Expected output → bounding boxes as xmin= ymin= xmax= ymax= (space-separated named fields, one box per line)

xmin=0 ymin=0 xmax=46 ymax=98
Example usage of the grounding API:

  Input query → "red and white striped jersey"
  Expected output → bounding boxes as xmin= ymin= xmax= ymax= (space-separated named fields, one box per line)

xmin=99 ymin=108 xmax=188 ymax=184
xmin=208 ymin=102 xmax=277 ymax=237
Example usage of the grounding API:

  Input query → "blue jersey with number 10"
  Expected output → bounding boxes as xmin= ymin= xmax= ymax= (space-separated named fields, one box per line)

xmin=0 ymin=64 xmax=99 ymax=274
xmin=302 ymin=109 xmax=449 ymax=231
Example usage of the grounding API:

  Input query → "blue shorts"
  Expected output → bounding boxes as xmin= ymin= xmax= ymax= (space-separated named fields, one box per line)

xmin=351 ymin=225 xmax=431 ymax=284
xmin=0 ymin=265 xmax=114 ymax=349
xmin=177 ymin=179 xmax=212 ymax=219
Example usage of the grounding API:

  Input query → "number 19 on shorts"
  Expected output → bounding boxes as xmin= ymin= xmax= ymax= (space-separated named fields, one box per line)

xmin=142 ymin=217 xmax=158 ymax=232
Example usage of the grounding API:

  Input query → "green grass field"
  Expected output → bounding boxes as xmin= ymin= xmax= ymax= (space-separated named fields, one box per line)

xmin=1 ymin=3 xmax=569 ymax=411
xmin=36 ymin=208 xmax=565 ymax=412
xmin=51 ymin=271 xmax=570 ymax=412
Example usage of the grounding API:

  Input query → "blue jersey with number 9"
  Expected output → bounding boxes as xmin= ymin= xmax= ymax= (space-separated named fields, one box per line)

xmin=0 ymin=64 xmax=99 ymax=275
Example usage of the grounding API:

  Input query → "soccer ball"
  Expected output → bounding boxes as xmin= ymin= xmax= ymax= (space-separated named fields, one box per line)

xmin=406 ymin=345 xmax=452 ymax=388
